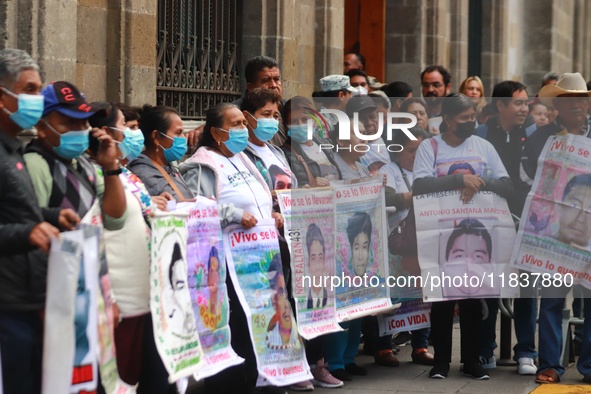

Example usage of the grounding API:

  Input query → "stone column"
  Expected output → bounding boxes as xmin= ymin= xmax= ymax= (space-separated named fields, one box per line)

xmin=520 ymin=0 xmax=553 ymax=90
xmin=385 ymin=0 xmax=426 ymax=95
xmin=76 ymin=0 xmax=109 ymax=101
xmin=240 ymin=0 xmax=343 ymax=99
xmin=448 ymin=0 xmax=469 ymax=90
xmin=120 ymin=0 xmax=157 ymax=105
xmin=37 ymin=0 xmax=78 ymax=82
xmin=480 ymin=0 xmax=508 ymax=94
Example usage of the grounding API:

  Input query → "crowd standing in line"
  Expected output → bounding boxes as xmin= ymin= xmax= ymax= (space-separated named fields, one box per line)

xmin=2 ymin=45 xmax=591 ymax=394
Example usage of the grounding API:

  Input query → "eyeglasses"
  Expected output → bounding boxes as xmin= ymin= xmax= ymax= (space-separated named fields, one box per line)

xmin=421 ymin=82 xmax=444 ymax=89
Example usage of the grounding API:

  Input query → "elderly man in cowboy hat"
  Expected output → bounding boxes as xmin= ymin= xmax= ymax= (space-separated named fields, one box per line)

xmin=520 ymin=72 xmax=591 ymax=385
xmin=522 ymin=72 xmax=591 ymax=182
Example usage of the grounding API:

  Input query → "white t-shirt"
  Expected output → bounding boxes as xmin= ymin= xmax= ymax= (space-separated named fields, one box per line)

xmin=211 ymin=154 xmax=272 ymax=220
xmin=359 ymin=137 xmax=392 ymax=170
xmin=413 ymin=134 xmax=509 ymax=180
xmin=300 ymin=142 xmax=340 ymax=180
xmin=379 ymin=162 xmax=413 ymax=230
xmin=247 ymin=142 xmax=293 ymax=178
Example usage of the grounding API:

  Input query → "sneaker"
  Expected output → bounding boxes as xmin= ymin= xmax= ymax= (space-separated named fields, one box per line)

xmin=479 ymin=355 xmax=496 ymax=369
xmin=517 ymin=357 xmax=536 ymax=375
xmin=288 ymin=380 xmax=314 ymax=391
xmin=345 ymin=363 xmax=367 ymax=376
xmin=463 ymin=363 xmax=490 ymax=380
xmin=392 ymin=331 xmax=413 ymax=346
xmin=329 ymin=368 xmax=351 ymax=382
xmin=311 ymin=359 xmax=344 ymax=388
xmin=429 ymin=363 xmax=449 ymax=379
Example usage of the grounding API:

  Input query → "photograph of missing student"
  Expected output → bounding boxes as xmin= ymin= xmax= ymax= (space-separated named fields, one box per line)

xmin=438 ymin=218 xmax=500 ymax=298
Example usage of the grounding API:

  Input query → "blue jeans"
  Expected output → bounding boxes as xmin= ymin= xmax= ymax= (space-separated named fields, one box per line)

xmin=323 ymin=319 xmax=362 ymax=371
xmin=0 ymin=310 xmax=43 ymax=394
xmin=538 ymin=286 xmax=591 ymax=377
xmin=480 ymin=298 xmax=498 ymax=358
xmin=411 ymin=327 xmax=430 ymax=349
xmin=513 ymin=297 xmax=537 ymax=360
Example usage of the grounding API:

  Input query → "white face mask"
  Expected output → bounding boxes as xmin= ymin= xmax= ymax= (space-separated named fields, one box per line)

xmin=353 ymin=86 xmax=368 ymax=96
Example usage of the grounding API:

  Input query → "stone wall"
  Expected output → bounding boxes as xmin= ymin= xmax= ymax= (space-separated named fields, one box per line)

xmin=385 ymin=0 xmax=591 ymax=97
xmin=0 ymin=0 xmax=156 ymax=105
xmin=241 ymin=0 xmax=344 ymax=99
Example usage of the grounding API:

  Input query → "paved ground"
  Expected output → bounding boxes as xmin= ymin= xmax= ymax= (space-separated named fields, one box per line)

xmin=188 ymin=325 xmax=589 ymax=394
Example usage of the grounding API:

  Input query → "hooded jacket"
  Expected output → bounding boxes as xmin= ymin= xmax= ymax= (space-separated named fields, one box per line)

xmin=180 ymin=147 xmax=272 ymax=227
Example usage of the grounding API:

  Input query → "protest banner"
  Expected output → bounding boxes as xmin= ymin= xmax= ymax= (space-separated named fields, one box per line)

xmin=513 ymin=134 xmax=591 ymax=288
xmin=276 ymin=188 xmax=343 ymax=339
xmin=150 ymin=212 xmax=205 ymax=382
xmin=415 ymin=190 xmax=518 ymax=301
xmin=377 ymin=299 xmax=431 ymax=336
xmin=176 ymin=199 xmax=243 ymax=382
xmin=42 ymin=224 xmax=101 ymax=394
xmin=333 ymin=178 xmax=393 ymax=321
xmin=224 ymin=220 xmax=312 ymax=387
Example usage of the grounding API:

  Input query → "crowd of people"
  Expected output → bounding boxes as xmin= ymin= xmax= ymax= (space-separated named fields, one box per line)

xmin=2 ymin=45 xmax=591 ymax=394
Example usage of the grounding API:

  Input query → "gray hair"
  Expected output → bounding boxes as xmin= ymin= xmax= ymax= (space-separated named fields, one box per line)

xmin=541 ymin=72 xmax=559 ymax=86
xmin=0 ymin=49 xmax=40 ymax=90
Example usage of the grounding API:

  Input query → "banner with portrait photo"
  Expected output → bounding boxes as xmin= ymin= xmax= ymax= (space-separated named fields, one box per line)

xmin=415 ymin=190 xmax=518 ymax=301
xmin=377 ymin=299 xmax=431 ymax=336
xmin=42 ymin=224 xmax=101 ymax=394
xmin=224 ymin=220 xmax=312 ymax=387
xmin=333 ymin=178 xmax=393 ymax=321
xmin=276 ymin=188 xmax=343 ymax=339
xmin=512 ymin=134 xmax=591 ymax=288
xmin=150 ymin=213 xmax=205 ymax=382
xmin=176 ymin=199 xmax=243 ymax=382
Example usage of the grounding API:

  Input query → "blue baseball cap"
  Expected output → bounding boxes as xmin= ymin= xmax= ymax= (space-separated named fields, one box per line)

xmin=41 ymin=81 xmax=106 ymax=119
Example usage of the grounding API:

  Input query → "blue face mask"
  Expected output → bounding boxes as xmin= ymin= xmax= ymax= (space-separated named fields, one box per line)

xmin=2 ymin=88 xmax=44 ymax=130
xmin=287 ymin=124 xmax=310 ymax=144
xmin=159 ymin=132 xmax=188 ymax=163
xmin=249 ymin=113 xmax=279 ymax=142
xmin=45 ymin=121 xmax=91 ymax=159
xmin=221 ymin=127 xmax=249 ymax=154
xmin=112 ymin=127 xmax=144 ymax=161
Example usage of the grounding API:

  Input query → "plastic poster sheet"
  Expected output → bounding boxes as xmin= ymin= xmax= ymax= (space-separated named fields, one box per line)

xmin=276 ymin=188 xmax=343 ymax=339
xmin=42 ymin=224 xmax=100 ymax=394
xmin=150 ymin=212 xmax=205 ymax=382
xmin=333 ymin=178 xmax=393 ymax=321
xmin=377 ymin=299 xmax=431 ymax=336
xmin=415 ymin=190 xmax=518 ymax=301
xmin=176 ymin=199 xmax=243 ymax=382
xmin=512 ymin=134 xmax=591 ymax=288
xmin=223 ymin=220 xmax=312 ymax=387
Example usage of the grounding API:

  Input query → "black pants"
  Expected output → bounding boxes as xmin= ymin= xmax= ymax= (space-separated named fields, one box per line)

xmin=430 ymin=299 xmax=481 ymax=366
xmin=203 ymin=273 xmax=257 ymax=394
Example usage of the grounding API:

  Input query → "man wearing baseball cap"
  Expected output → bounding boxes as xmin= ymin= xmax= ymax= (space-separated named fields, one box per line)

xmin=312 ymin=75 xmax=357 ymax=134
xmin=345 ymin=95 xmax=392 ymax=171
xmin=24 ymin=81 xmax=126 ymax=232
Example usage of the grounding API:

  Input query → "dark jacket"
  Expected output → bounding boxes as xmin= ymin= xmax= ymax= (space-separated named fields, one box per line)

xmin=0 ymin=131 xmax=60 ymax=310
xmin=128 ymin=154 xmax=194 ymax=201
xmin=476 ymin=116 xmax=534 ymax=216
xmin=281 ymin=136 xmax=342 ymax=186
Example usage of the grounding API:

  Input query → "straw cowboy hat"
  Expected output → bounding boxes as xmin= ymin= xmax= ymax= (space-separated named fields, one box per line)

xmin=538 ymin=72 xmax=591 ymax=106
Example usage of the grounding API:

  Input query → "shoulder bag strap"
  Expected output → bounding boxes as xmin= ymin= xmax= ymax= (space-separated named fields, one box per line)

xmin=150 ymin=158 xmax=186 ymax=201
